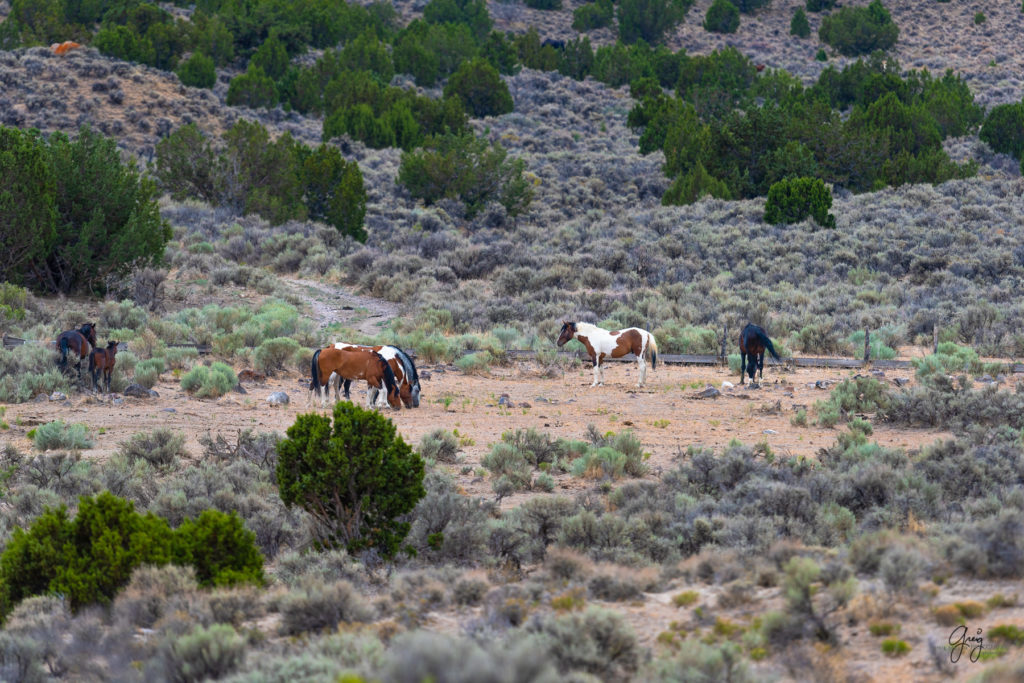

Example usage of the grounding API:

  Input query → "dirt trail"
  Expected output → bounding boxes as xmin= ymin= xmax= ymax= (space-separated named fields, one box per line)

xmin=280 ymin=277 xmax=401 ymax=338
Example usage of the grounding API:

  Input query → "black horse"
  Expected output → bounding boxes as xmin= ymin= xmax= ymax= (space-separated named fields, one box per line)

xmin=739 ymin=323 xmax=780 ymax=385
xmin=57 ymin=322 xmax=97 ymax=382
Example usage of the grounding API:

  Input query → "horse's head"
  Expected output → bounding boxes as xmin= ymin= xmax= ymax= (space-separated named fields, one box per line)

xmin=81 ymin=323 xmax=97 ymax=347
xmin=556 ymin=321 xmax=576 ymax=347
xmin=107 ymin=341 xmax=120 ymax=358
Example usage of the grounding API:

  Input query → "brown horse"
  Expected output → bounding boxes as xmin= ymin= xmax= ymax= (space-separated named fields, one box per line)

xmin=556 ymin=321 xmax=658 ymax=387
xmin=88 ymin=341 xmax=119 ymax=393
xmin=330 ymin=343 xmax=420 ymax=408
xmin=57 ymin=322 xmax=97 ymax=382
xmin=739 ymin=323 xmax=780 ymax=385
xmin=308 ymin=346 xmax=401 ymax=410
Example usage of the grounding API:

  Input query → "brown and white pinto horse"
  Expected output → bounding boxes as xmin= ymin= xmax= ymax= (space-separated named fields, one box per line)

xmin=57 ymin=322 xmax=97 ymax=382
xmin=556 ymin=321 xmax=658 ymax=387
xmin=87 ymin=341 xmax=119 ymax=393
xmin=308 ymin=346 xmax=401 ymax=410
xmin=330 ymin=343 xmax=421 ymax=408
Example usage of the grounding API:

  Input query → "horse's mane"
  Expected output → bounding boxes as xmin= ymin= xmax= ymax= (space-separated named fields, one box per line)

xmin=377 ymin=352 xmax=399 ymax=396
xmin=390 ymin=346 xmax=419 ymax=389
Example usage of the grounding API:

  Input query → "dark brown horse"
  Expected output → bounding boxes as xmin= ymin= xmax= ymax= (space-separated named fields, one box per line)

xmin=308 ymin=346 xmax=401 ymax=410
xmin=57 ymin=323 xmax=97 ymax=382
xmin=739 ymin=323 xmax=780 ymax=385
xmin=88 ymin=341 xmax=119 ymax=393
xmin=330 ymin=343 xmax=421 ymax=408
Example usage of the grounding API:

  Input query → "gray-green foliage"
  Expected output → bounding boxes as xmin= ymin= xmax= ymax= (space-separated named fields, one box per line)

xmin=278 ymin=580 xmax=374 ymax=636
xmin=151 ymin=623 xmax=247 ymax=683
xmin=33 ymin=420 xmax=93 ymax=451
xmin=181 ymin=362 xmax=238 ymax=398
xmin=119 ymin=429 xmax=187 ymax=470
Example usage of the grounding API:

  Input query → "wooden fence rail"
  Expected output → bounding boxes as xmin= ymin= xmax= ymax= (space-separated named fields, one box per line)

xmin=7 ymin=334 xmax=1023 ymax=373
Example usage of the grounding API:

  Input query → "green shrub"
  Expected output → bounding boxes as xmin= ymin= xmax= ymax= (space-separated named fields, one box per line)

xmin=525 ymin=0 xmax=561 ymax=8
xmin=226 ymin=65 xmax=279 ymax=109
xmin=94 ymin=25 xmax=156 ymax=65
xmin=881 ymin=638 xmax=910 ymax=656
xmin=0 ymin=283 xmax=29 ymax=323
xmin=276 ymin=403 xmax=426 ymax=556
xmin=278 ymin=580 xmax=374 ymax=635
xmin=816 ymin=48 xmax=828 ymax=61
xmin=805 ymin=0 xmax=836 ymax=10
xmin=819 ymin=0 xmax=899 ymax=57
xmin=134 ymin=358 xmax=164 ymax=389
xmin=573 ymin=0 xmax=614 ymax=31
xmin=444 ymin=58 xmax=514 ymax=118
xmin=1 ymin=125 xmax=170 ymax=294
xmin=398 ymin=130 xmax=532 ymax=219
xmin=618 ymin=0 xmax=693 ymax=45
xmin=973 ymin=11 xmax=985 ymax=24
xmin=482 ymin=442 xmax=533 ymax=490
xmin=790 ymin=8 xmax=810 ymax=37
xmin=704 ymin=0 xmax=740 ymax=33
xmin=989 ymin=625 xmax=1024 ymax=646
xmin=532 ymin=606 xmax=641 ymax=678
xmin=979 ymin=101 xmax=1024 ymax=160
xmin=181 ymin=362 xmax=238 ymax=398
xmin=455 ymin=351 xmax=493 ymax=374
xmin=172 ymin=510 xmax=265 ymax=587
xmin=0 ymin=492 xmax=173 ymax=615
xmin=177 ymin=52 xmax=216 ymax=89
xmin=644 ymin=641 xmax=754 ymax=682
xmin=301 ymin=144 xmax=368 ymax=242
xmin=419 ymin=429 xmax=460 ymax=463
xmin=731 ymin=0 xmax=770 ymax=12
xmin=662 ymin=161 xmax=732 ymax=206
xmin=253 ymin=337 xmax=301 ymax=376
xmin=119 ymin=428 xmax=186 ymax=470
xmin=154 ymin=624 xmax=247 ymax=682
xmin=847 ymin=330 xmax=897 ymax=360
xmin=764 ymin=177 xmax=836 ymax=229
xmin=32 ymin=420 xmax=92 ymax=451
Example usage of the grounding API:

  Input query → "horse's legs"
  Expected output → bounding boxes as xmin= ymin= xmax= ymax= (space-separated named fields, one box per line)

xmin=758 ymin=353 xmax=765 ymax=381
xmin=739 ymin=352 xmax=746 ymax=384
xmin=598 ymin=360 xmax=605 ymax=386
xmin=637 ymin=357 xmax=646 ymax=386
xmin=367 ymin=384 xmax=380 ymax=410
xmin=343 ymin=379 xmax=352 ymax=400
xmin=591 ymin=359 xmax=600 ymax=386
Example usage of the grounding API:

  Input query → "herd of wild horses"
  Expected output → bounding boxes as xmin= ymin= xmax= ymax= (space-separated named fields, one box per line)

xmin=53 ymin=321 xmax=782 ymax=403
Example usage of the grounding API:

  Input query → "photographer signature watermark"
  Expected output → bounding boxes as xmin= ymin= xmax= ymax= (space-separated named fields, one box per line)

xmin=949 ymin=625 xmax=984 ymax=663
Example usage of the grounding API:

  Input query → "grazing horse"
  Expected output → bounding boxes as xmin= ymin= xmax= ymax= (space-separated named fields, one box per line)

xmin=739 ymin=323 xmax=780 ymax=385
xmin=57 ymin=323 xmax=97 ymax=382
xmin=556 ymin=321 xmax=658 ymax=387
xmin=331 ymin=343 xmax=421 ymax=408
xmin=308 ymin=346 xmax=401 ymax=410
xmin=88 ymin=341 xmax=119 ymax=393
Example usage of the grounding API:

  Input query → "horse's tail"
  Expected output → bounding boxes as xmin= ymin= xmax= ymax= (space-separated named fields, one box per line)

xmin=58 ymin=336 xmax=69 ymax=368
xmin=309 ymin=349 xmax=322 ymax=393
xmin=645 ymin=332 xmax=658 ymax=370
xmin=378 ymin=354 xmax=400 ymax=408
xmin=760 ymin=330 xmax=781 ymax=361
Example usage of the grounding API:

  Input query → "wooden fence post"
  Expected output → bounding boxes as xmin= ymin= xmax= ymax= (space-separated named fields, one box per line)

xmin=933 ymin=326 xmax=939 ymax=354
xmin=720 ymin=324 xmax=728 ymax=365
xmin=863 ymin=327 xmax=870 ymax=364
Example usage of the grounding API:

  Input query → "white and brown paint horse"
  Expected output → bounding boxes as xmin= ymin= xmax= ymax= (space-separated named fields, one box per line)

xmin=556 ymin=321 xmax=658 ymax=387
xmin=308 ymin=346 xmax=401 ymax=410
xmin=330 ymin=343 xmax=421 ymax=408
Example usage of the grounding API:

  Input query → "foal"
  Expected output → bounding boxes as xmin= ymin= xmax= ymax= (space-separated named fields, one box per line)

xmin=739 ymin=323 xmax=780 ymax=385
xmin=57 ymin=322 xmax=97 ymax=382
xmin=88 ymin=341 xmax=119 ymax=393
xmin=308 ymin=346 xmax=401 ymax=410
xmin=556 ymin=321 xmax=658 ymax=387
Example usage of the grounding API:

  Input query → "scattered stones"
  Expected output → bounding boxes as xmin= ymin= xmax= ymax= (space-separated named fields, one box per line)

xmin=892 ymin=377 xmax=911 ymax=387
xmin=162 ymin=408 xmax=176 ymax=413
xmin=49 ymin=391 xmax=68 ymax=401
xmin=266 ymin=392 xmax=290 ymax=406
xmin=33 ymin=393 xmax=48 ymax=402
xmin=814 ymin=380 xmax=834 ymax=389
xmin=112 ymin=398 xmax=124 ymax=406
xmin=763 ymin=429 xmax=778 ymax=435
xmin=498 ymin=393 xmax=512 ymax=406
xmin=721 ymin=381 xmax=734 ymax=389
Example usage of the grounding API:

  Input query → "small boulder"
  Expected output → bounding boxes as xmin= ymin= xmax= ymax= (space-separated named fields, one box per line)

xmin=34 ymin=393 xmax=48 ymax=402
xmin=123 ymin=383 xmax=152 ymax=398
xmin=112 ymin=398 xmax=124 ymax=407
xmin=498 ymin=393 xmax=512 ymax=406
xmin=721 ymin=381 xmax=734 ymax=389
xmin=266 ymin=392 xmax=290 ymax=406
xmin=49 ymin=391 xmax=67 ymax=402
xmin=692 ymin=386 xmax=721 ymax=400
xmin=233 ymin=384 xmax=247 ymax=394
